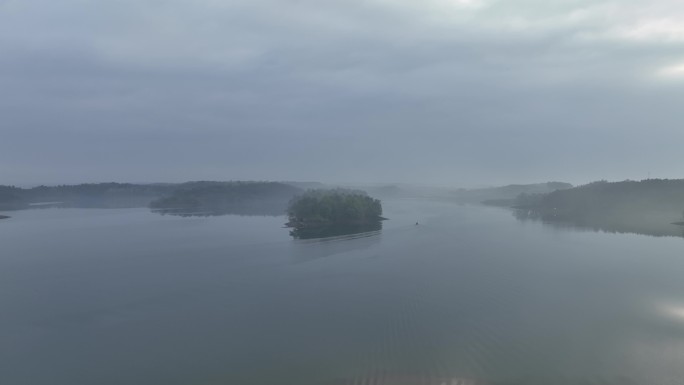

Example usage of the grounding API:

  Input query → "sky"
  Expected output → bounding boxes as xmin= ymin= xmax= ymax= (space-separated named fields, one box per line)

xmin=2 ymin=0 xmax=684 ymax=187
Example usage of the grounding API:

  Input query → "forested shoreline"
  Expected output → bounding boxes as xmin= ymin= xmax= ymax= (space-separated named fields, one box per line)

xmin=510 ymin=179 xmax=684 ymax=237
xmin=0 ymin=181 xmax=303 ymax=215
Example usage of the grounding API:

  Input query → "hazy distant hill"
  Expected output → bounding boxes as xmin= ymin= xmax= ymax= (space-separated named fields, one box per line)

xmin=25 ymin=183 xmax=174 ymax=208
xmin=516 ymin=179 xmax=684 ymax=238
xmin=283 ymin=181 xmax=328 ymax=190
xmin=0 ymin=183 xmax=173 ymax=209
xmin=150 ymin=181 xmax=303 ymax=216
xmin=452 ymin=182 xmax=573 ymax=205
xmin=0 ymin=181 xmax=308 ymax=213
xmin=340 ymin=183 xmax=455 ymax=199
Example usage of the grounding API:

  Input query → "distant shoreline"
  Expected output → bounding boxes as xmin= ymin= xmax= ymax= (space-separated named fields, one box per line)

xmin=0 ymin=215 xmax=10 ymax=220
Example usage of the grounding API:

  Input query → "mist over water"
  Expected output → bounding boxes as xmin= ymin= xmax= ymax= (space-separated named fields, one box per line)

xmin=2 ymin=199 xmax=684 ymax=385
xmin=3 ymin=0 xmax=684 ymax=383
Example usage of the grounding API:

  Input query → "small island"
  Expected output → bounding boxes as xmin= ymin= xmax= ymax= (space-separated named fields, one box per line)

xmin=286 ymin=189 xmax=384 ymax=238
xmin=0 ymin=215 xmax=10 ymax=220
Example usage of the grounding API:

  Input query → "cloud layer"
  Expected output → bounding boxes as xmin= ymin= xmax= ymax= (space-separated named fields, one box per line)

xmin=2 ymin=0 xmax=684 ymax=185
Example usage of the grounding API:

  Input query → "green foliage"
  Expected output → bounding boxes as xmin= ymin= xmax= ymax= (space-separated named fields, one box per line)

xmin=0 ymin=185 xmax=28 ymax=210
xmin=287 ymin=189 xmax=383 ymax=225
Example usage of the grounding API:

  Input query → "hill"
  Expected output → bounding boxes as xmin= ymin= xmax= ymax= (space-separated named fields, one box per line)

xmin=150 ymin=181 xmax=302 ymax=216
xmin=0 ymin=181 xmax=316 ymax=213
xmin=516 ymin=179 xmax=684 ymax=238
xmin=452 ymin=182 xmax=573 ymax=205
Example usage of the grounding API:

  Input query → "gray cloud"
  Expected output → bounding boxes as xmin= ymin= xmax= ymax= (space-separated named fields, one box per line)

xmin=2 ymin=0 xmax=684 ymax=186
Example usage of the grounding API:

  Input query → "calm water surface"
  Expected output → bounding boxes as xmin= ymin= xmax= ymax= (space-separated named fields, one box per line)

xmin=1 ymin=200 xmax=684 ymax=385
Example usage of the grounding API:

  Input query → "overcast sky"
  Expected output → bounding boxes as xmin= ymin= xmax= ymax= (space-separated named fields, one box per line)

xmin=2 ymin=0 xmax=684 ymax=187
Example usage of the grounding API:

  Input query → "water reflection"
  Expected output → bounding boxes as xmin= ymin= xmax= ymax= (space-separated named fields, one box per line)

xmin=289 ymin=228 xmax=382 ymax=262
xmin=288 ymin=221 xmax=383 ymax=240
xmin=6 ymin=202 xmax=684 ymax=385
xmin=513 ymin=209 xmax=684 ymax=238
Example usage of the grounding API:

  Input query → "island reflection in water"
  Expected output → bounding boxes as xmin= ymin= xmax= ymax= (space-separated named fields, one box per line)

xmin=289 ymin=221 xmax=383 ymax=240
xmin=513 ymin=208 xmax=684 ymax=238
xmin=151 ymin=207 xmax=384 ymax=240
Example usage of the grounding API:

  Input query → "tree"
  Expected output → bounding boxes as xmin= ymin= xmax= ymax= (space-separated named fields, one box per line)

xmin=287 ymin=189 xmax=383 ymax=226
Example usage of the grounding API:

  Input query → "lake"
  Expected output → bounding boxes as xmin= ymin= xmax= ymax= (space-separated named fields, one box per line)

xmin=1 ymin=199 xmax=684 ymax=385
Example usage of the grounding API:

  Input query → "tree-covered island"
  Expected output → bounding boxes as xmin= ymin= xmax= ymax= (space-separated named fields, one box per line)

xmin=286 ymin=189 xmax=384 ymax=227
